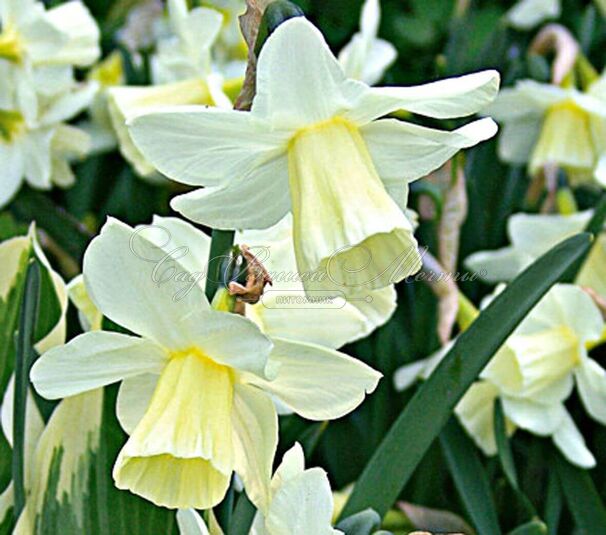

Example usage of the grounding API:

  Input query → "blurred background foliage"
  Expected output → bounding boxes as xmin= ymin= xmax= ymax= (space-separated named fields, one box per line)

xmin=2 ymin=0 xmax=606 ymax=534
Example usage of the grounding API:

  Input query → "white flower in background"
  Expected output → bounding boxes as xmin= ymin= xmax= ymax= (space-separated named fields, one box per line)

xmin=487 ymin=76 xmax=606 ymax=187
xmin=175 ymin=444 xmax=343 ymax=535
xmin=151 ymin=0 xmax=224 ymax=84
xmin=107 ymin=0 xmax=239 ymax=178
xmin=0 ymin=0 xmax=99 ymax=69
xmin=129 ymin=18 xmax=499 ymax=295
xmin=0 ymin=61 xmax=97 ymax=207
xmin=202 ymin=0 xmax=247 ymax=68
xmin=465 ymin=210 xmax=606 ymax=299
xmin=506 ymin=0 xmax=561 ymax=31
xmin=395 ymin=284 xmax=606 ymax=467
xmin=238 ymin=215 xmax=397 ymax=349
xmin=30 ymin=218 xmax=381 ymax=510
xmin=338 ymin=0 xmax=397 ymax=85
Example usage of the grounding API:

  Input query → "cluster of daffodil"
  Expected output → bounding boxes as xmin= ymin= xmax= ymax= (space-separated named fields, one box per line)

xmin=0 ymin=0 xmax=510 ymax=531
xmin=0 ymin=0 xmax=100 ymax=207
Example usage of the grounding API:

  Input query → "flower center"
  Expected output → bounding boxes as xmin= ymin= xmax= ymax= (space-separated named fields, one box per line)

xmin=0 ymin=109 xmax=26 ymax=143
xmin=0 ymin=26 xmax=22 ymax=63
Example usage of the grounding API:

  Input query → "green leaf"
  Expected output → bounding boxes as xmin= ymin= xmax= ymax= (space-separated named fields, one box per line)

xmin=339 ymin=233 xmax=592 ymax=520
xmin=493 ymin=400 xmax=537 ymax=520
xmin=335 ymin=509 xmax=381 ymax=535
xmin=506 ymin=520 xmax=547 ymax=535
xmin=494 ymin=399 xmax=518 ymax=490
xmin=0 ymin=241 xmax=30 ymax=397
xmin=440 ymin=418 xmax=500 ymax=535
xmin=543 ymin=471 xmax=562 ymax=535
xmin=228 ymin=493 xmax=256 ymax=535
xmin=13 ymin=260 xmax=41 ymax=519
xmin=10 ymin=188 xmax=92 ymax=263
xmin=554 ymin=450 xmax=606 ymax=533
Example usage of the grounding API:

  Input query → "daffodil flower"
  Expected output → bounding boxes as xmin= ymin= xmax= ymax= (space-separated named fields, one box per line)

xmin=128 ymin=18 xmax=499 ymax=294
xmin=0 ymin=61 xmax=97 ymax=206
xmin=506 ymin=0 xmax=561 ymax=31
xmin=30 ymin=218 xmax=381 ymax=510
xmin=0 ymin=0 xmax=99 ymax=68
xmin=395 ymin=284 xmax=606 ymax=467
xmin=487 ymin=77 xmax=606 ymax=187
xmin=238 ymin=215 xmax=397 ymax=349
xmin=338 ymin=0 xmax=397 ymax=85
xmin=465 ymin=210 xmax=606 ymax=299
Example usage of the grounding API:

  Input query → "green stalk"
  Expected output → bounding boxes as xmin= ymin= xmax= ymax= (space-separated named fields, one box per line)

xmin=13 ymin=260 xmax=41 ymax=519
xmin=204 ymin=229 xmax=236 ymax=302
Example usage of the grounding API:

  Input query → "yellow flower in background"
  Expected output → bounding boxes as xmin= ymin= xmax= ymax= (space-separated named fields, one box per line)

xmin=31 ymin=218 xmax=381 ymax=509
xmin=338 ymin=0 xmax=397 ymax=86
xmin=129 ymin=18 xmax=499 ymax=295
xmin=465 ymin=210 xmax=606 ymax=299
xmin=487 ymin=76 xmax=606 ymax=187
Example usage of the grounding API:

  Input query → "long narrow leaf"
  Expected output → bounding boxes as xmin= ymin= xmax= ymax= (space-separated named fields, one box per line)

xmin=440 ymin=418 xmax=501 ymax=535
xmin=554 ymin=450 xmax=606 ymax=532
xmin=12 ymin=260 xmax=41 ymax=518
xmin=340 ymin=233 xmax=592 ymax=519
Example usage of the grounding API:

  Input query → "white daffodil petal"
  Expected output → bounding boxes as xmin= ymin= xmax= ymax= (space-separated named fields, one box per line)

xmin=232 ymin=383 xmax=278 ymax=513
xmin=176 ymin=509 xmax=211 ymax=535
xmin=147 ymin=215 xmax=211 ymax=280
xmin=189 ymin=311 xmax=273 ymax=379
xmin=83 ymin=218 xmax=210 ymax=348
xmin=577 ymin=234 xmax=606 ymax=300
xmin=253 ymin=18 xmax=353 ymax=129
xmin=0 ymin=142 xmax=24 ymax=208
xmin=345 ymin=70 xmax=500 ymax=124
xmin=465 ymin=247 xmax=532 ymax=283
xmin=508 ymin=211 xmax=591 ymax=259
xmin=22 ymin=129 xmax=54 ymax=189
xmin=271 ymin=443 xmax=306 ymax=491
xmin=128 ymin=107 xmax=287 ymax=186
xmin=265 ymin=468 xmax=337 ymax=535
xmin=171 ymin=154 xmax=290 ymax=230
xmin=507 ymin=0 xmax=561 ymax=30
xmin=116 ymin=373 xmax=160 ymax=435
xmin=39 ymin=82 xmax=98 ymax=126
xmin=41 ymin=1 xmax=100 ymax=66
xmin=497 ymin=117 xmax=542 ymax=164
xmin=501 ymin=397 xmax=566 ymax=435
xmin=552 ymin=411 xmax=596 ymax=468
xmin=247 ymin=338 xmax=381 ymax=420
xmin=455 ymin=381 xmax=508 ymax=456
xmin=359 ymin=39 xmax=398 ymax=86
xmin=576 ymin=358 xmax=606 ymax=425
xmin=362 ymin=117 xmax=498 ymax=182
xmin=30 ymin=331 xmax=167 ymax=399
